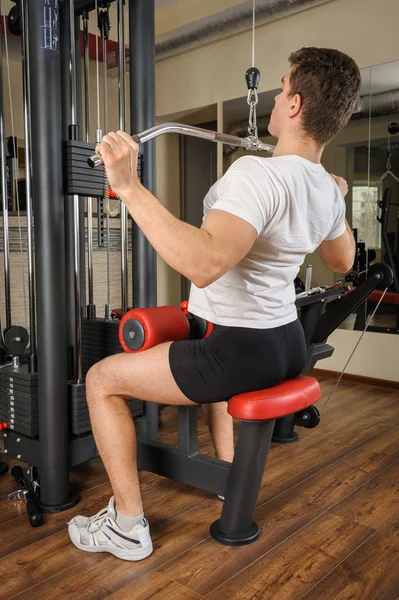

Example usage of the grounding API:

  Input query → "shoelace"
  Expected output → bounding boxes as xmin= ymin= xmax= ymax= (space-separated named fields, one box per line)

xmin=87 ymin=507 xmax=110 ymax=533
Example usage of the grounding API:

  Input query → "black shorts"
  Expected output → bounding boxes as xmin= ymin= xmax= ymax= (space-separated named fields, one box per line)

xmin=169 ymin=318 xmax=307 ymax=404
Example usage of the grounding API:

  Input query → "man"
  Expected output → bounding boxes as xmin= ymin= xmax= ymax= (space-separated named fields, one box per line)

xmin=68 ymin=47 xmax=360 ymax=561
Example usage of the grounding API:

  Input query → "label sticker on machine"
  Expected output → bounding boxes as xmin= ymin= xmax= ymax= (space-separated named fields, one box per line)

xmin=40 ymin=0 xmax=60 ymax=54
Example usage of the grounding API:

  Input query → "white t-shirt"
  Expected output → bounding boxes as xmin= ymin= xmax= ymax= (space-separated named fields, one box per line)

xmin=188 ymin=155 xmax=346 ymax=329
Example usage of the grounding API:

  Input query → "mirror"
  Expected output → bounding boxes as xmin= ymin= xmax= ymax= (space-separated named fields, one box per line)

xmin=339 ymin=61 xmax=399 ymax=333
xmin=223 ymin=59 xmax=399 ymax=335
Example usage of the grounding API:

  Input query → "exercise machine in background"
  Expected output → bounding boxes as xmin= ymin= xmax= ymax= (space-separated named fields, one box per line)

xmin=354 ymin=122 xmax=399 ymax=334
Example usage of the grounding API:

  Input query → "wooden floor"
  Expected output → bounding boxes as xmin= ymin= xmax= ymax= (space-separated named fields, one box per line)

xmin=340 ymin=311 xmax=397 ymax=330
xmin=0 ymin=376 xmax=398 ymax=600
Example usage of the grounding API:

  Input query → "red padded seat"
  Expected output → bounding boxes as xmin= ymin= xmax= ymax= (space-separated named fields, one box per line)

xmin=227 ymin=375 xmax=321 ymax=421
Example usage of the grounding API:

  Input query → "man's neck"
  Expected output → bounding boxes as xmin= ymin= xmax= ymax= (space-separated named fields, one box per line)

xmin=272 ymin=136 xmax=324 ymax=164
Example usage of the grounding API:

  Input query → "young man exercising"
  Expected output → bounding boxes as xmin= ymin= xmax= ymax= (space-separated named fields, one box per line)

xmin=68 ymin=47 xmax=360 ymax=560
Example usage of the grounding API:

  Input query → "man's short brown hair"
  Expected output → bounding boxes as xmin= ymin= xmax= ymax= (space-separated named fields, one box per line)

xmin=288 ymin=47 xmax=362 ymax=146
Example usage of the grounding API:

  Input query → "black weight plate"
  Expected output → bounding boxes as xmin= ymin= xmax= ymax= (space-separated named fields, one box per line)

xmin=0 ymin=392 xmax=39 ymax=406
xmin=0 ymin=364 xmax=38 ymax=380
xmin=0 ymin=401 xmax=39 ymax=413
xmin=7 ymin=423 xmax=39 ymax=437
xmin=72 ymin=425 xmax=92 ymax=435
xmin=7 ymin=417 xmax=39 ymax=429
xmin=72 ymin=417 xmax=91 ymax=427
xmin=71 ymin=399 xmax=90 ymax=408
xmin=82 ymin=318 xmax=107 ymax=326
xmin=64 ymin=140 xmax=96 ymax=151
xmin=70 ymin=399 xmax=88 ymax=409
xmin=1 ymin=380 xmax=38 ymax=391
xmin=0 ymin=373 xmax=38 ymax=386
xmin=68 ymin=383 xmax=86 ymax=393
xmin=68 ymin=189 xmax=104 ymax=198
xmin=0 ymin=402 xmax=38 ymax=415
xmin=71 ymin=410 xmax=89 ymax=419
xmin=0 ymin=384 xmax=39 ymax=400
xmin=5 ymin=414 xmax=39 ymax=425
xmin=66 ymin=170 xmax=105 ymax=185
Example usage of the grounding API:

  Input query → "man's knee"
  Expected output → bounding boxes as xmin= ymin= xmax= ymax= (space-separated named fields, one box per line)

xmin=86 ymin=360 xmax=110 ymax=398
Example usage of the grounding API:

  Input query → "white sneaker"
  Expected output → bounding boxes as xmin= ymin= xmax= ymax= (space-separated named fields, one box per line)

xmin=67 ymin=496 xmax=153 ymax=561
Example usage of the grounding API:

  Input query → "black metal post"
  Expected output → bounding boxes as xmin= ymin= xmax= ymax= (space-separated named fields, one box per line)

xmin=178 ymin=407 xmax=199 ymax=456
xmin=129 ymin=0 xmax=157 ymax=308
xmin=210 ymin=419 xmax=275 ymax=545
xmin=129 ymin=0 xmax=158 ymax=439
xmin=21 ymin=0 xmax=37 ymax=372
xmin=75 ymin=13 xmax=86 ymax=314
xmin=0 ymin=24 xmax=11 ymax=328
xmin=118 ymin=0 xmax=129 ymax=316
xmin=28 ymin=0 xmax=73 ymax=509
xmin=61 ymin=0 xmax=76 ymax=379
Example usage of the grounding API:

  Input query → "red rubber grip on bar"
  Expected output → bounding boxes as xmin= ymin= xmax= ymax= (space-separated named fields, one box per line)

xmin=119 ymin=305 xmax=190 ymax=353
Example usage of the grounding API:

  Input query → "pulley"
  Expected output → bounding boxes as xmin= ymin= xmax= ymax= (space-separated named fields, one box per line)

xmin=293 ymin=405 xmax=320 ymax=429
xmin=245 ymin=67 xmax=260 ymax=92
xmin=2 ymin=325 xmax=29 ymax=357
xmin=8 ymin=0 xmax=21 ymax=36
xmin=367 ymin=262 xmax=394 ymax=290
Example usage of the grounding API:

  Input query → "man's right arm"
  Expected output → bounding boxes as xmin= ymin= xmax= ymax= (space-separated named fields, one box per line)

xmin=317 ymin=220 xmax=356 ymax=273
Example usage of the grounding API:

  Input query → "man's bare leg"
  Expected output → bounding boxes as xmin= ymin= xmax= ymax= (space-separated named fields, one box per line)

xmin=85 ymin=342 xmax=197 ymax=517
xmin=201 ymin=403 xmax=235 ymax=463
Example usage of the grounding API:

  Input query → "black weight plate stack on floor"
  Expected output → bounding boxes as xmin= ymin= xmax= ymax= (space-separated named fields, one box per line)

xmin=0 ymin=363 xmax=39 ymax=438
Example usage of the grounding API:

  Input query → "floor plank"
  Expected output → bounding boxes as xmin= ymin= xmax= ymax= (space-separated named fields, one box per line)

xmin=199 ymin=459 xmax=399 ymax=599
xmin=299 ymin=514 xmax=399 ymax=600
xmin=201 ymin=513 xmax=374 ymax=600
xmin=331 ymin=459 xmax=399 ymax=529
xmin=0 ymin=378 xmax=398 ymax=600
xmin=108 ymin=571 xmax=202 ymax=600
xmin=157 ymin=428 xmax=399 ymax=596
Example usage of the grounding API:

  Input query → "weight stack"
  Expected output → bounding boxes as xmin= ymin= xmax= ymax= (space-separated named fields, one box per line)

xmin=69 ymin=382 xmax=91 ymax=436
xmin=82 ymin=318 xmax=125 ymax=375
xmin=77 ymin=318 xmax=144 ymax=435
xmin=64 ymin=140 xmax=105 ymax=198
xmin=69 ymin=382 xmax=144 ymax=436
xmin=0 ymin=363 xmax=39 ymax=438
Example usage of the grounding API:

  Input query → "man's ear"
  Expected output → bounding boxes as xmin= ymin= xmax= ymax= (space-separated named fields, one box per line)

xmin=288 ymin=93 xmax=302 ymax=118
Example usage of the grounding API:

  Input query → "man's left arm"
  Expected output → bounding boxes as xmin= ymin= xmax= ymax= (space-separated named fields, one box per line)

xmin=97 ymin=130 xmax=258 ymax=289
